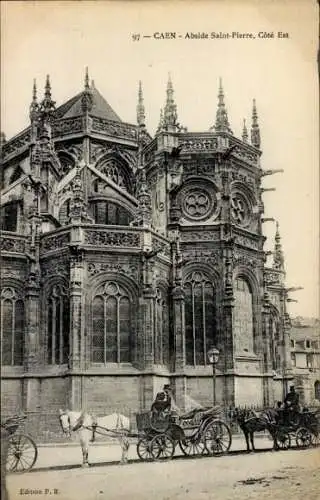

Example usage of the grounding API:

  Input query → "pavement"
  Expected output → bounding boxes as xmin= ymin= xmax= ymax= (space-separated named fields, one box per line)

xmin=31 ymin=433 xmax=275 ymax=470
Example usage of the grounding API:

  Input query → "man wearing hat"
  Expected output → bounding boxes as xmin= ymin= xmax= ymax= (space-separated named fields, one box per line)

xmin=283 ymin=385 xmax=300 ymax=425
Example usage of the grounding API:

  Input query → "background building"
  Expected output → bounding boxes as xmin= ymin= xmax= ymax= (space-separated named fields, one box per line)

xmin=1 ymin=71 xmax=295 ymax=437
xmin=290 ymin=317 xmax=320 ymax=406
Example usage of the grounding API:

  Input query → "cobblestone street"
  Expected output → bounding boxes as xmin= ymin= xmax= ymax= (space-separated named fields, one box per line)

xmin=6 ymin=447 xmax=320 ymax=500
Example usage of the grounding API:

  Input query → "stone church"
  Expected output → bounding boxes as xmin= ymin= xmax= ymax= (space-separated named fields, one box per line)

xmin=1 ymin=70 xmax=293 ymax=431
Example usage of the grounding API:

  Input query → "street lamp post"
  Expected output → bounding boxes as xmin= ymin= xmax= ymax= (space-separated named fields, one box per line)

xmin=207 ymin=347 xmax=220 ymax=407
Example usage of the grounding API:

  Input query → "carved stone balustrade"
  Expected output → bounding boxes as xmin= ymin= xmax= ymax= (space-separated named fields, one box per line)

xmin=0 ymin=232 xmax=29 ymax=254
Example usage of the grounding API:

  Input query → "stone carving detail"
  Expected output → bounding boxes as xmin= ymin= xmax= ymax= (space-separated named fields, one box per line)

xmin=91 ymin=117 xmax=137 ymax=140
xmin=84 ymin=229 xmax=140 ymax=247
xmin=57 ymin=143 xmax=83 ymax=161
xmin=180 ymin=231 xmax=220 ymax=242
xmin=151 ymin=236 xmax=171 ymax=258
xmin=231 ymin=171 xmax=255 ymax=188
xmin=181 ymin=137 xmax=218 ymax=152
xmin=90 ymin=143 xmax=118 ymax=162
xmin=40 ymin=232 xmax=70 ymax=253
xmin=265 ymin=269 xmax=282 ymax=286
xmin=235 ymin=235 xmax=260 ymax=250
xmin=2 ymin=130 xmax=32 ymax=161
xmin=231 ymin=144 xmax=259 ymax=164
xmin=1 ymin=236 xmax=26 ymax=253
xmin=234 ymin=252 xmax=260 ymax=269
xmin=87 ymin=261 xmax=138 ymax=280
xmin=52 ymin=117 xmax=83 ymax=138
xmin=41 ymin=259 xmax=69 ymax=279
xmin=183 ymin=248 xmax=220 ymax=267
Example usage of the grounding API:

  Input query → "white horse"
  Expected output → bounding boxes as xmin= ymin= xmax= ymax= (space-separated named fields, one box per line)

xmin=59 ymin=409 xmax=131 ymax=467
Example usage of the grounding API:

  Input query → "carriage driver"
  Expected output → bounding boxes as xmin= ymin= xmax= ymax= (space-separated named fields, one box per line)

xmin=151 ymin=385 xmax=172 ymax=417
xmin=284 ymin=385 xmax=299 ymax=411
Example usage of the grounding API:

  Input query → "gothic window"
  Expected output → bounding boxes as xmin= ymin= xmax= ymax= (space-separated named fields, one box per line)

xmin=315 ymin=381 xmax=320 ymax=401
xmin=0 ymin=288 xmax=24 ymax=366
xmin=47 ymin=284 xmax=70 ymax=365
xmin=182 ymin=187 xmax=215 ymax=221
xmin=100 ymin=160 xmax=128 ymax=190
xmin=231 ymin=193 xmax=250 ymax=227
xmin=58 ymin=199 xmax=71 ymax=226
xmin=91 ymin=201 xmax=133 ymax=226
xmin=184 ymin=272 xmax=216 ymax=366
xmin=269 ymin=315 xmax=280 ymax=370
xmin=291 ymin=353 xmax=296 ymax=367
xmin=58 ymin=152 xmax=75 ymax=175
xmin=154 ymin=288 xmax=169 ymax=365
xmin=91 ymin=281 xmax=132 ymax=364
xmin=233 ymin=277 xmax=254 ymax=354
xmin=1 ymin=202 xmax=18 ymax=232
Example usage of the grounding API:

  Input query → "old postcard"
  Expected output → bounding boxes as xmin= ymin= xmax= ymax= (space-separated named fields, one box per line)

xmin=1 ymin=1 xmax=319 ymax=499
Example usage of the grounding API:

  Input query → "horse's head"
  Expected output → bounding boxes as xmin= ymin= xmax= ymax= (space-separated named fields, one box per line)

xmin=59 ymin=409 xmax=72 ymax=437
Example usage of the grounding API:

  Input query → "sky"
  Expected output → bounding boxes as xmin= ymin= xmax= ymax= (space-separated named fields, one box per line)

xmin=1 ymin=0 xmax=319 ymax=318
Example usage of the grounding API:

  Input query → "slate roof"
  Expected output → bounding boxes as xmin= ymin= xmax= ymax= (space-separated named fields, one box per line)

xmin=54 ymin=86 xmax=122 ymax=122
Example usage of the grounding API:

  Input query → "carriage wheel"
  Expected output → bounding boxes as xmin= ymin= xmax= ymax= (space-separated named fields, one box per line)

xmin=150 ymin=434 xmax=175 ymax=460
xmin=295 ymin=427 xmax=312 ymax=448
xmin=136 ymin=438 xmax=154 ymax=461
xmin=179 ymin=436 xmax=206 ymax=457
xmin=203 ymin=420 xmax=232 ymax=455
xmin=6 ymin=434 xmax=38 ymax=473
xmin=276 ymin=430 xmax=291 ymax=450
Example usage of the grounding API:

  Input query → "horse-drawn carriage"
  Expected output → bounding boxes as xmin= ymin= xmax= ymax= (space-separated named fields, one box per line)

xmin=273 ymin=407 xmax=320 ymax=450
xmin=1 ymin=415 xmax=38 ymax=473
xmin=136 ymin=405 xmax=232 ymax=461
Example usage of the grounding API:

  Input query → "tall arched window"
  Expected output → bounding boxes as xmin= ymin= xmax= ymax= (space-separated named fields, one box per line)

xmin=269 ymin=314 xmax=280 ymax=370
xmin=184 ymin=271 xmax=216 ymax=366
xmin=10 ymin=166 xmax=24 ymax=185
xmin=154 ymin=288 xmax=169 ymax=365
xmin=233 ymin=277 xmax=254 ymax=354
xmin=91 ymin=201 xmax=133 ymax=226
xmin=58 ymin=199 xmax=71 ymax=226
xmin=1 ymin=287 xmax=24 ymax=366
xmin=1 ymin=202 xmax=18 ymax=232
xmin=315 ymin=381 xmax=320 ymax=401
xmin=47 ymin=284 xmax=70 ymax=365
xmin=92 ymin=281 xmax=132 ymax=363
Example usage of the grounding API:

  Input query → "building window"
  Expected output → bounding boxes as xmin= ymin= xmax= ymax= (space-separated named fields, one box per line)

xmin=307 ymin=354 xmax=313 ymax=368
xmin=315 ymin=381 xmax=320 ymax=401
xmin=91 ymin=281 xmax=132 ymax=363
xmin=91 ymin=201 xmax=133 ymax=226
xmin=0 ymin=287 xmax=24 ymax=366
xmin=58 ymin=199 xmax=71 ymax=226
xmin=154 ymin=288 xmax=169 ymax=365
xmin=100 ymin=159 xmax=129 ymax=191
xmin=290 ymin=353 xmax=296 ymax=367
xmin=47 ymin=284 xmax=70 ymax=365
xmin=305 ymin=339 xmax=311 ymax=349
xmin=1 ymin=202 xmax=18 ymax=232
xmin=184 ymin=271 xmax=216 ymax=366
xmin=233 ymin=277 xmax=254 ymax=354
xmin=290 ymin=339 xmax=295 ymax=348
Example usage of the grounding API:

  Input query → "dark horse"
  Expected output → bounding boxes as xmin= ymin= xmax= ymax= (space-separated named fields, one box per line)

xmin=229 ymin=407 xmax=279 ymax=452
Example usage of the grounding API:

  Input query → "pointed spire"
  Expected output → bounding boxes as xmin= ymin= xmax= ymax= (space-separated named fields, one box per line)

xmin=251 ymin=99 xmax=261 ymax=148
xmin=84 ymin=67 xmax=90 ymax=90
xmin=273 ymin=221 xmax=285 ymax=272
xmin=81 ymin=67 xmax=93 ymax=113
xmin=214 ymin=78 xmax=232 ymax=133
xmin=163 ymin=73 xmax=178 ymax=130
xmin=137 ymin=80 xmax=146 ymax=127
xmin=39 ymin=74 xmax=56 ymax=119
xmin=29 ymin=79 xmax=39 ymax=123
xmin=242 ymin=119 xmax=248 ymax=142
